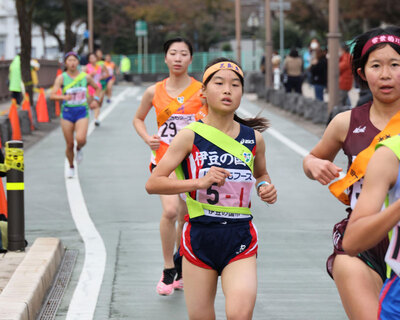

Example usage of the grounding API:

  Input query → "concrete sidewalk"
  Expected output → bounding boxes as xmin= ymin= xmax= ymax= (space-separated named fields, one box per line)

xmin=0 ymin=238 xmax=64 ymax=319
xmin=0 ymin=91 xmax=64 ymax=319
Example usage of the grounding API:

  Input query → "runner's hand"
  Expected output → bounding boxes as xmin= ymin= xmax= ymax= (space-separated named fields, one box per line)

xmin=258 ymin=183 xmax=277 ymax=204
xmin=197 ymin=166 xmax=231 ymax=189
xmin=309 ymin=158 xmax=342 ymax=185
xmin=147 ymin=135 xmax=160 ymax=150
xmin=89 ymin=100 xmax=100 ymax=110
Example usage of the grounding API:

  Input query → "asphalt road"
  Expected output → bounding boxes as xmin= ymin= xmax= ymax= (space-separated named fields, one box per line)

xmin=23 ymin=84 xmax=348 ymax=319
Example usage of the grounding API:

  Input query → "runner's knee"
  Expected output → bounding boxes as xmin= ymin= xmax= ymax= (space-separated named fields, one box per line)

xmin=162 ymin=206 xmax=178 ymax=221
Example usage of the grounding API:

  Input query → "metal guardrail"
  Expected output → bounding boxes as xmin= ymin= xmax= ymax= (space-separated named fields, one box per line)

xmin=111 ymin=50 xmax=264 ymax=75
xmin=0 ymin=60 xmax=60 ymax=102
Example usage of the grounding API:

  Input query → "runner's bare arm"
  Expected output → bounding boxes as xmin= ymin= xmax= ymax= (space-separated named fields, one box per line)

xmin=303 ymin=111 xmax=350 ymax=184
xmin=253 ymin=131 xmax=277 ymax=204
xmin=50 ymin=75 xmax=70 ymax=101
xmin=343 ymin=146 xmax=400 ymax=255
xmin=146 ymin=129 xmax=230 ymax=195
xmin=133 ymin=85 xmax=161 ymax=150
xmin=86 ymin=75 xmax=101 ymax=108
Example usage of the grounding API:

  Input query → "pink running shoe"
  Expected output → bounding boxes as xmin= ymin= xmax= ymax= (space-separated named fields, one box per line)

xmin=173 ymin=278 xmax=184 ymax=290
xmin=157 ymin=277 xmax=174 ymax=295
xmin=156 ymin=268 xmax=176 ymax=296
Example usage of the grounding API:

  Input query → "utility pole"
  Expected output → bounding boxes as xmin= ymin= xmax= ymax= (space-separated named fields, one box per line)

xmin=327 ymin=0 xmax=341 ymax=114
xmin=88 ymin=0 xmax=93 ymax=53
xmin=265 ymin=0 xmax=272 ymax=88
xmin=235 ymin=0 xmax=241 ymax=63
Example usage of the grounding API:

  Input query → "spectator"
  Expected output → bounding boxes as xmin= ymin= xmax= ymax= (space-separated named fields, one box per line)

xmin=283 ymin=48 xmax=303 ymax=94
xmin=271 ymin=54 xmax=281 ymax=90
xmin=120 ymin=55 xmax=131 ymax=82
xmin=339 ymin=44 xmax=353 ymax=106
xmin=310 ymin=48 xmax=327 ymax=101
xmin=8 ymin=54 xmax=23 ymax=105
xmin=260 ymin=55 xmax=265 ymax=74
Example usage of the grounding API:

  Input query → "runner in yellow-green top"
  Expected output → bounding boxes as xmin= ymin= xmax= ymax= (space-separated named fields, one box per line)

xmin=50 ymin=52 xmax=101 ymax=178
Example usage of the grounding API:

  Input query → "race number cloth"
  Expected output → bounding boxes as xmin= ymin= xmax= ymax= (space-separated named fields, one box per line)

xmin=175 ymin=121 xmax=254 ymax=219
xmin=62 ymin=72 xmax=88 ymax=108
xmin=329 ymin=111 xmax=400 ymax=205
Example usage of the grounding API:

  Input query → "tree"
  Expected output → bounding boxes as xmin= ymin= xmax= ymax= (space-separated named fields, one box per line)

xmin=33 ymin=0 xmax=86 ymax=53
xmin=15 ymin=0 xmax=38 ymax=103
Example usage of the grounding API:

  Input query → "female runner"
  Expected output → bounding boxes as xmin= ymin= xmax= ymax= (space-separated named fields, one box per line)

xmin=146 ymin=57 xmax=277 ymax=319
xmin=303 ymin=26 xmax=400 ymax=319
xmin=133 ymin=37 xmax=206 ymax=295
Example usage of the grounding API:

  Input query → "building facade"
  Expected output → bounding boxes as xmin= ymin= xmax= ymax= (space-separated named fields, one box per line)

xmin=0 ymin=0 xmax=61 ymax=60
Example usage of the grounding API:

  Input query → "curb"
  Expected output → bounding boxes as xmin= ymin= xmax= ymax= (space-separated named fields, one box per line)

xmin=0 ymin=237 xmax=65 ymax=320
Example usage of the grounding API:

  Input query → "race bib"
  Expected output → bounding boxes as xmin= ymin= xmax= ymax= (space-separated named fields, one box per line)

xmin=66 ymin=87 xmax=87 ymax=106
xmin=197 ymin=168 xmax=254 ymax=217
xmin=157 ymin=114 xmax=195 ymax=145
xmin=385 ymin=222 xmax=400 ymax=277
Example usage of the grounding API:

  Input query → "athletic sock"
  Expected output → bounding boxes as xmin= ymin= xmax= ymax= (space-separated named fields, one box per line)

xmin=162 ymin=268 xmax=176 ymax=285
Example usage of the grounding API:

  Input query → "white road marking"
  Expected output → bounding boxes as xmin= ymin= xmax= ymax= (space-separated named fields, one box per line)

xmin=65 ymin=87 xmax=137 ymax=319
xmin=237 ymin=106 xmax=309 ymax=157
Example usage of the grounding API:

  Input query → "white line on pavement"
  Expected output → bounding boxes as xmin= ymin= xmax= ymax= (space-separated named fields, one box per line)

xmin=237 ymin=106 xmax=309 ymax=157
xmin=65 ymin=87 xmax=137 ymax=320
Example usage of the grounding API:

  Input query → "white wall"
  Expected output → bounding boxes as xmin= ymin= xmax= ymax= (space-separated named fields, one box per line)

xmin=0 ymin=0 xmax=62 ymax=60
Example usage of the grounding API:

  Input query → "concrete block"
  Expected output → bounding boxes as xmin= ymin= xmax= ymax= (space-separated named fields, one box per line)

xmin=0 ymin=238 xmax=64 ymax=320
xmin=244 ymin=72 xmax=257 ymax=93
xmin=265 ymin=87 xmax=273 ymax=103
xmin=46 ymin=98 xmax=55 ymax=120
xmin=18 ymin=110 xmax=31 ymax=135
xmin=312 ymin=101 xmax=329 ymax=124
xmin=302 ymin=97 xmax=317 ymax=120
xmin=284 ymin=93 xmax=300 ymax=113
xmin=0 ymin=116 xmax=11 ymax=143
xmin=0 ymin=298 xmax=29 ymax=320
xmin=132 ymin=75 xmax=142 ymax=86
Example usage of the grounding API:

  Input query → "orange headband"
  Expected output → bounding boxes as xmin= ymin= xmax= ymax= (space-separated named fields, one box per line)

xmin=202 ymin=61 xmax=244 ymax=83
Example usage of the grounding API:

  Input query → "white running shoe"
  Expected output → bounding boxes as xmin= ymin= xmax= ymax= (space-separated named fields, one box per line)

xmin=66 ymin=167 xmax=75 ymax=179
xmin=95 ymin=119 xmax=101 ymax=127
xmin=76 ymin=148 xmax=83 ymax=164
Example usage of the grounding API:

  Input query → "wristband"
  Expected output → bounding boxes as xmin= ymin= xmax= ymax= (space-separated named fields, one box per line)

xmin=257 ymin=181 xmax=270 ymax=194
xmin=94 ymin=96 xmax=100 ymax=102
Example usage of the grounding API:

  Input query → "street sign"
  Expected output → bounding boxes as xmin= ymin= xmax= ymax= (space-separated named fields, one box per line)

xmin=270 ymin=1 xmax=291 ymax=11
xmin=135 ymin=20 xmax=148 ymax=37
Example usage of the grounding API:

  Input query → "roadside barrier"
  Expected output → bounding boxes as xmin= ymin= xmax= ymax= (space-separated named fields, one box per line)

xmin=1 ymin=140 xmax=25 ymax=251
xmin=8 ymin=99 xmax=22 ymax=140
xmin=36 ymin=88 xmax=49 ymax=123
xmin=245 ymin=72 xmax=330 ymax=125
xmin=22 ymin=93 xmax=34 ymax=131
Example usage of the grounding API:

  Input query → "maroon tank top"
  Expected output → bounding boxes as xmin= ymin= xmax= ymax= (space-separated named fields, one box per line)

xmin=342 ymin=101 xmax=380 ymax=208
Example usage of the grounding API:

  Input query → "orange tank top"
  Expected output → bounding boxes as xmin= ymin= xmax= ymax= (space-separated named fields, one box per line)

xmin=151 ymin=77 xmax=206 ymax=164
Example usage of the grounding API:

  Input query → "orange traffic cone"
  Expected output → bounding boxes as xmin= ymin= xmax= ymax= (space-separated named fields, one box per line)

xmin=55 ymin=89 xmax=61 ymax=117
xmin=22 ymin=93 xmax=34 ymax=131
xmin=36 ymin=88 xmax=49 ymax=122
xmin=8 ymin=99 xmax=22 ymax=140
xmin=0 ymin=179 xmax=7 ymax=219
xmin=56 ymin=68 xmax=62 ymax=77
